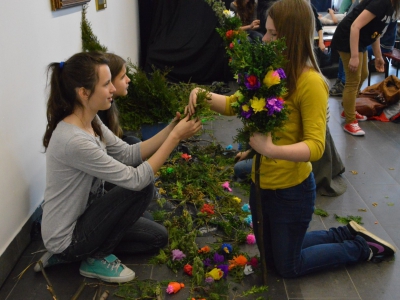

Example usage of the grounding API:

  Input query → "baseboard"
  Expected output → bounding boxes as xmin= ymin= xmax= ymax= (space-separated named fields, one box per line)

xmin=0 ymin=205 xmax=42 ymax=288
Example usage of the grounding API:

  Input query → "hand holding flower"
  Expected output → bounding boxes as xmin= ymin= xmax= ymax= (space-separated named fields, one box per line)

xmin=249 ymin=132 xmax=276 ymax=158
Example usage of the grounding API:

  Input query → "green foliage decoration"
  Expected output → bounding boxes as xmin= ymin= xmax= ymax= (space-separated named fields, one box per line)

xmin=81 ymin=5 xmax=108 ymax=52
xmin=116 ymin=61 xmax=215 ymax=131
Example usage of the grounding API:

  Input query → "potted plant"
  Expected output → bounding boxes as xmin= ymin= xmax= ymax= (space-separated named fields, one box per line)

xmin=116 ymin=61 xmax=214 ymax=139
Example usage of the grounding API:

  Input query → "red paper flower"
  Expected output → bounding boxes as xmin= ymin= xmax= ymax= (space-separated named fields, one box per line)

xmin=226 ymin=30 xmax=234 ymax=40
xmin=181 ymin=153 xmax=192 ymax=161
xmin=229 ymin=42 xmax=234 ymax=49
xmin=184 ymin=264 xmax=193 ymax=276
xmin=200 ymin=203 xmax=215 ymax=215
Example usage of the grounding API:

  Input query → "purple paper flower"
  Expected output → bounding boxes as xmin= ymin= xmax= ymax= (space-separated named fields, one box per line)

xmin=171 ymin=249 xmax=186 ymax=261
xmin=213 ymin=252 xmax=224 ymax=264
xmin=276 ymin=68 xmax=286 ymax=79
xmin=217 ymin=264 xmax=229 ymax=278
xmin=244 ymin=74 xmax=261 ymax=90
xmin=205 ymin=276 xmax=214 ymax=283
xmin=203 ymin=258 xmax=211 ymax=267
xmin=266 ymin=97 xmax=284 ymax=116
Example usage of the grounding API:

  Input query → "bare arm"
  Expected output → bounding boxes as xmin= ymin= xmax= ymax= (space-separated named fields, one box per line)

xmin=141 ymin=114 xmax=202 ymax=173
xmin=318 ymin=30 xmax=325 ymax=51
xmin=371 ymin=37 xmax=385 ymax=72
xmin=249 ymin=132 xmax=311 ymax=162
xmin=349 ymin=10 xmax=376 ymax=72
xmin=186 ymin=88 xmax=227 ymax=115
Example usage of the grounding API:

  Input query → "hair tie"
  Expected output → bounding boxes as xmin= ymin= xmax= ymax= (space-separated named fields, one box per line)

xmin=59 ymin=61 xmax=65 ymax=69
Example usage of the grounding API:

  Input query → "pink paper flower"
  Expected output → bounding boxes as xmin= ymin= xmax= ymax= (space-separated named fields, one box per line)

xmin=246 ymin=234 xmax=256 ymax=244
xmin=172 ymin=249 xmax=186 ymax=261
xmin=221 ymin=181 xmax=232 ymax=192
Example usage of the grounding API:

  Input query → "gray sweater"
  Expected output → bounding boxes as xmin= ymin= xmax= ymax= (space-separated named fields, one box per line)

xmin=42 ymin=119 xmax=154 ymax=253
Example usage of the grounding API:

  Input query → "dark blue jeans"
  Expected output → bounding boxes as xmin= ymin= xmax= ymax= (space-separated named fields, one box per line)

xmin=55 ymin=184 xmax=168 ymax=262
xmin=249 ymin=173 xmax=370 ymax=278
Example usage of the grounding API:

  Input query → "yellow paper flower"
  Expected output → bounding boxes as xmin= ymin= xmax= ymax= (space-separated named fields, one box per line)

xmin=263 ymin=70 xmax=281 ymax=88
xmin=232 ymin=196 xmax=241 ymax=203
xmin=250 ymin=97 xmax=266 ymax=113
xmin=242 ymin=104 xmax=250 ymax=112
xmin=207 ymin=268 xmax=224 ymax=280
xmin=223 ymin=9 xmax=234 ymax=18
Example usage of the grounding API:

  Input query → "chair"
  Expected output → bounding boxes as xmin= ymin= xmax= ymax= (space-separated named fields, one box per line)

xmin=367 ymin=48 xmax=400 ymax=86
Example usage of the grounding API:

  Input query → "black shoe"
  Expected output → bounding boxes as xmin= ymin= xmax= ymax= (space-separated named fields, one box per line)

xmin=347 ymin=221 xmax=396 ymax=261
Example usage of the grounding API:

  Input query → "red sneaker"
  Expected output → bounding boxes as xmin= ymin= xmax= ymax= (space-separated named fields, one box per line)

xmin=341 ymin=111 xmax=367 ymax=121
xmin=343 ymin=121 xmax=365 ymax=136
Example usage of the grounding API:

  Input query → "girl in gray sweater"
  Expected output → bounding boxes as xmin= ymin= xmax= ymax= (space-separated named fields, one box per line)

xmin=36 ymin=51 xmax=202 ymax=283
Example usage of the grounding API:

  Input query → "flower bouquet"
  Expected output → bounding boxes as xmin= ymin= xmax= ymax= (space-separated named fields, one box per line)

xmin=206 ymin=0 xmax=289 ymax=148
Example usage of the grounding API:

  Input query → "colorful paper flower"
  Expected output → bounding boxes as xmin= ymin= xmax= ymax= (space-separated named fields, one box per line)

xmin=183 ymin=264 xmax=193 ymax=276
xmin=229 ymin=42 xmax=234 ymax=49
xmin=203 ymin=258 xmax=211 ymax=267
xmin=213 ymin=252 xmax=224 ymax=264
xmin=200 ymin=204 xmax=215 ymax=215
xmin=263 ymin=69 xmax=281 ymax=88
xmin=232 ymin=196 xmax=241 ymax=203
xmin=241 ymin=104 xmax=253 ymax=119
xmin=246 ymin=234 xmax=256 ymax=244
xmin=205 ymin=277 xmax=214 ymax=284
xmin=266 ymin=97 xmax=284 ymax=116
xmin=276 ymin=68 xmax=286 ymax=79
xmin=244 ymin=74 xmax=261 ymax=90
xmin=250 ymin=97 xmax=266 ymax=113
xmin=247 ymin=257 xmax=258 ymax=268
xmin=242 ymin=204 xmax=251 ymax=212
xmin=166 ymin=282 xmax=184 ymax=294
xmin=198 ymin=245 xmax=211 ymax=254
xmin=230 ymin=255 xmax=248 ymax=266
xmin=221 ymin=243 xmax=233 ymax=254
xmin=166 ymin=167 xmax=174 ymax=174
xmin=222 ymin=9 xmax=235 ymax=18
xmin=226 ymin=30 xmax=234 ymax=40
xmin=181 ymin=153 xmax=192 ymax=161
xmin=217 ymin=264 xmax=229 ymax=278
xmin=243 ymin=264 xmax=254 ymax=275
xmin=207 ymin=268 xmax=224 ymax=280
xmin=221 ymin=181 xmax=232 ymax=192
xmin=244 ymin=215 xmax=252 ymax=226
xmin=171 ymin=249 xmax=186 ymax=261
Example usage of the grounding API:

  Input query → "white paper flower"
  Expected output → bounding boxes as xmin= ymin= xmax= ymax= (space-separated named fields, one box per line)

xmin=243 ymin=264 xmax=254 ymax=275
xmin=223 ymin=9 xmax=235 ymax=18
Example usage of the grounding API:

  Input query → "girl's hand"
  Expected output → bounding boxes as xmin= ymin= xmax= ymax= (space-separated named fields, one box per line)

xmin=349 ymin=57 xmax=359 ymax=72
xmin=170 ymin=112 xmax=181 ymax=127
xmin=171 ymin=114 xmax=202 ymax=141
xmin=185 ymin=88 xmax=203 ymax=116
xmin=374 ymin=57 xmax=385 ymax=73
xmin=251 ymin=20 xmax=260 ymax=29
xmin=249 ymin=132 xmax=275 ymax=158
xmin=234 ymin=150 xmax=250 ymax=162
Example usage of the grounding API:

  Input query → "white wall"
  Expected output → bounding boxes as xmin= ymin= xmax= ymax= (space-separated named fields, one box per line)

xmin=0 ymin=0 xmax=139 ymax=256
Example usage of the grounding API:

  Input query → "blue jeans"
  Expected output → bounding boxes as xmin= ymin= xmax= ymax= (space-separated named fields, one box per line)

xmin=55 ymin=184 xmax=168 ymax=261
xmin=234 ymin=159 xmax=253 ymax=180
xmin=249 ymin=173 xmax=370 ymax=278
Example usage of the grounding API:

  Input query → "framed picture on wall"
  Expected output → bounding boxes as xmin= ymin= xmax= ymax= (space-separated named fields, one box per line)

xmin=50 ymin=0 xmax=91 ymax=11
xmin=96 ymin=0 xmax=107 ymax=10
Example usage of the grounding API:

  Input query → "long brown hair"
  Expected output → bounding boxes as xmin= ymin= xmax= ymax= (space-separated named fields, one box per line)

xmin=236 ymin=0 xmax=256 ymax=25
xmin=43 ymin=51 xmax=109 ymax=149
xmin=267 ymin=0 xmax=325 ymax=98
xmin=103 ymin=53 xmax=126 ymax=138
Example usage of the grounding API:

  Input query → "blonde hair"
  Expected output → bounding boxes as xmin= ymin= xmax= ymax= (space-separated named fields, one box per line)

xmin=267 ymin=0 xmax=325 ymax=97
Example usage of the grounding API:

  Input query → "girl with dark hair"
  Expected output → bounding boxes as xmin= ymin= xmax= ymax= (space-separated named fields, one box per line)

xmin=230 ymin=0 xmax=264 ymax=41
xmin=37 ymin=51 xmax=202 ymax=283
xmin=187 ymin=0 xmax=395 ymax=278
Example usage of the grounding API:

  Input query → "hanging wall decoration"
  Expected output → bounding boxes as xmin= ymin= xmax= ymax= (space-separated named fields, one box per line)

xmin=50 ymin=0 xmax=91 ymax=11
xmin=95 ymin=0 xmax=107 ymax=10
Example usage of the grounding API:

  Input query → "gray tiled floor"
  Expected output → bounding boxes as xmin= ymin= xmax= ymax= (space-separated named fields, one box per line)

xmin=1 ymin=69 xmax=399 ymax=299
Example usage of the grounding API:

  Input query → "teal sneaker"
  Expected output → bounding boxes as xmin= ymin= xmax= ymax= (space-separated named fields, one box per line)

xmin=33 ymin=251 xmax=68 ymax=272
xmin=79 ymin=254 xmax=135 ymax=283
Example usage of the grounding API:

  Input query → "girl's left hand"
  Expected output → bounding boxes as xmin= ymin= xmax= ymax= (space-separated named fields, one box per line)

xmin=349 ymin=57 xmax=359 ymax=72
xmin=374 ymin=57 xmax=385 ymax=73
xmin=170 ymin=112 xmax=181 ymax=127
xmin=249 ymin=132 xmax=275 ymax=158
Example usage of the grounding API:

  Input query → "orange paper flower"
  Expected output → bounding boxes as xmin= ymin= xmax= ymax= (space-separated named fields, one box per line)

xmin=230 ymin=255 xmax=248 ymax=266
xmin=198 ymin=245 xmax=211 ymax=253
